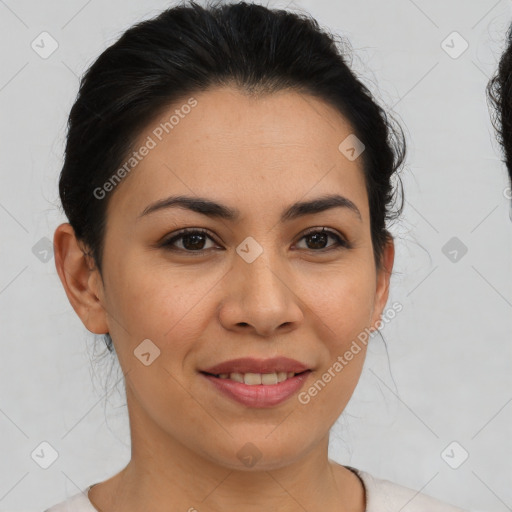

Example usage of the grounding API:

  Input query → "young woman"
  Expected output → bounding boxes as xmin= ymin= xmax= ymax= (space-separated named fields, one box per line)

xmin=46 ymin=2 xmax=467 ymax=511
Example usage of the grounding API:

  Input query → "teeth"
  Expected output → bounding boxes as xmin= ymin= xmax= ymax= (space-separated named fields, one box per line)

xmin=244 ymin=373 xmax=262 ymax=385
xmin=261 ymin=373 xmax=278 ymax=385
xmin=215 ymin=371 xmax=300 ymax=384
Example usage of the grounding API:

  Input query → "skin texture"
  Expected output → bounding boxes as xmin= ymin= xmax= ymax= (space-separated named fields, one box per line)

xmin=54 ymin=86 xmax=394 ymax=512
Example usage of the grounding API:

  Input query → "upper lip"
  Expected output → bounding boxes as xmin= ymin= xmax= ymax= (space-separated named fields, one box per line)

xmin=201 ymin=357 xmax=310 ymax=375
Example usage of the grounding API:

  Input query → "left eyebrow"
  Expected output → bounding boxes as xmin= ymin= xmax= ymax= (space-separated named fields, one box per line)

xmin=137 ymin=193 xmax=362 ymax=222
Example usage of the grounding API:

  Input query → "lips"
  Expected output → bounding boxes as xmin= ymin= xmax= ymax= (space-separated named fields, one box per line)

xmin=199 ymin=357 xmax=312 ymax=407
xmin=201 ymin=356 xmax=310 ymax=375
xmin=201 ymin=371 xmax=311 ymax=407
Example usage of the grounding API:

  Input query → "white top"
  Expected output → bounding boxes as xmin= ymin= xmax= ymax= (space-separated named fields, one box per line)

xmin=44 ymin=466 xmax=468 ymax=512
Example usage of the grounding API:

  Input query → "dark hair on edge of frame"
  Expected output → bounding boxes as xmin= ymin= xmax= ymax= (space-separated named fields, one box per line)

xmin=487 ymin=22 xmax=512 ymax=187
xmin=58 ymin=0 xmax=406 ymax=354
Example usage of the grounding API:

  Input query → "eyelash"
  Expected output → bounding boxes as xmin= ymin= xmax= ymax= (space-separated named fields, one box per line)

xmin=160 ymin=227 xmax=350 ymax=255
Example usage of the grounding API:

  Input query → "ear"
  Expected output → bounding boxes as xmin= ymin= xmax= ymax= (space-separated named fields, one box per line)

xmin=53 ymin=222 xmax=109 ymax=334
xmin=369 ymin=235 xmax=395 ymax=330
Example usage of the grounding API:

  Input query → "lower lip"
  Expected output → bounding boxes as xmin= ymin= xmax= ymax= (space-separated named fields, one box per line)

xmin=201 ymin=371 xmax=311 ymax=408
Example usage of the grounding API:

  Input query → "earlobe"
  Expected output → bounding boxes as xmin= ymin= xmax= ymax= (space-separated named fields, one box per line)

xmin=370 ymin=237 xmax=395 ymax=330
xmin=53 ymin=222 xmax=109 ymax=334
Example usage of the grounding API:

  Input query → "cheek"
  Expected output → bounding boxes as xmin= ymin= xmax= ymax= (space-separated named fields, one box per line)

xmin=115 ymin=253 xmax=210 ymax=319
xmin=295 ymin=262 xmax=376 ymax=344
xmin=295 ymin=269 xmax=373 ymax=416
xmin=105 ymin=263 xmax=214 ymax=414
xmin=103 ymin=254 xmax=220 ymax=367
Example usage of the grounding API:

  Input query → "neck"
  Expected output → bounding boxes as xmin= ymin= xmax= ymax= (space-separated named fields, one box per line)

xmin=89 ymin=388 xmax=365 ymax=512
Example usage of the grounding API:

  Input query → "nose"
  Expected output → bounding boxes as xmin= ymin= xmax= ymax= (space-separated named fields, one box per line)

xmin=217 ymin=248 xmax=304 ymax=338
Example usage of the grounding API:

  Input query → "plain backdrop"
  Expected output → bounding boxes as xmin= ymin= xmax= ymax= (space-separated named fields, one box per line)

xmin=1 ymin=0 xmax=511 ymax=511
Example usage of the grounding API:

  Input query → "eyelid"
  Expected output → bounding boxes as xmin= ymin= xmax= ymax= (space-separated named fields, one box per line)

xmin=300 ymin=226 xmax=342 ymax=238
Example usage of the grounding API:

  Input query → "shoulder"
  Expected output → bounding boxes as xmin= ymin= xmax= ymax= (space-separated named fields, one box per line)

xmin=345 ymin=466 xmax=468 ymax=512
xmin=44 ymin=486 xmax=97 ymax=512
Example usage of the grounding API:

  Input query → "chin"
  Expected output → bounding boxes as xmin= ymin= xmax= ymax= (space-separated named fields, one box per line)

xmin=198 ymin=433 xmax=314 ymax=472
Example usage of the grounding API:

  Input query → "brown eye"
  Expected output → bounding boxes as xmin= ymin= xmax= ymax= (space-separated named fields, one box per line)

xmin=161 ymin=228 xmax=218 ymax=253
xmin=295 ymin=228 xmax=349 ymax=251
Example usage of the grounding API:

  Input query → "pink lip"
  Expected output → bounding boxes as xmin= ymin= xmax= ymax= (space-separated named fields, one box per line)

xmin=201 ymin=356 xmax=310 ymax=375
xmin=201 ymin=371 xmax=311 ymax=408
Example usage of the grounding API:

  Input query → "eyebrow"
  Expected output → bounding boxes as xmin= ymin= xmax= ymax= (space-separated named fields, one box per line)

xmin=137 ymin=193 xmax=362 ymax=223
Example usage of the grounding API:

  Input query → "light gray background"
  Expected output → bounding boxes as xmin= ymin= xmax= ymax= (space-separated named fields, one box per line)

xmin=1 ymin=0 xmax=511 ymax=511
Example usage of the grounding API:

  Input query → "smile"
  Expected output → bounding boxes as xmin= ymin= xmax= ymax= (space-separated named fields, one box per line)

xmin=200 ymin=369 xmax=312 ymax=408
xmin=210 ymin=371 xmax=301 ymax=385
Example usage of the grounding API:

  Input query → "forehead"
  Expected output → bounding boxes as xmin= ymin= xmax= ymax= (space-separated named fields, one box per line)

xmin=106 ymin=86 xmax=369 ymax=223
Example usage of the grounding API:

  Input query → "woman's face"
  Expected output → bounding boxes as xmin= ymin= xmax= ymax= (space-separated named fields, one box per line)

xmin=67 ymin=86 xmax=393 ymax=470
